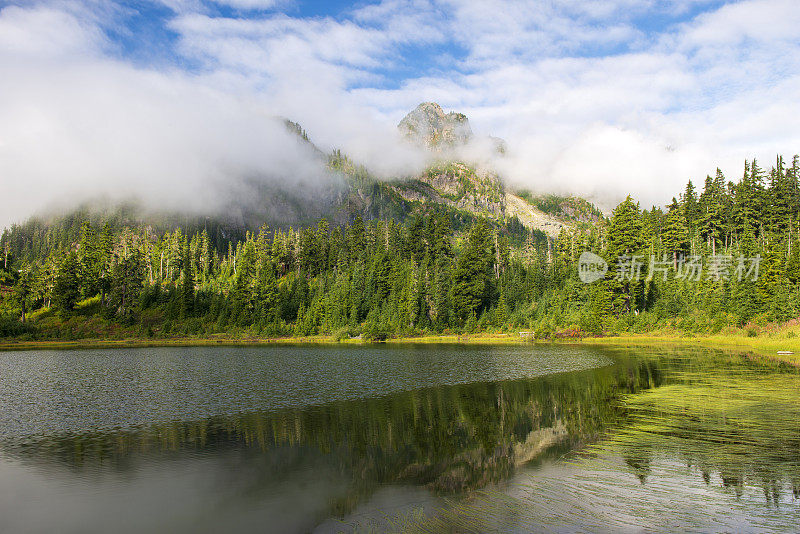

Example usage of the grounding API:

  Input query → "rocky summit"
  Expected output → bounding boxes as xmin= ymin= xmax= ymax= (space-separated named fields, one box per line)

xmin=398 ymin=102 xmax=473 ymax=150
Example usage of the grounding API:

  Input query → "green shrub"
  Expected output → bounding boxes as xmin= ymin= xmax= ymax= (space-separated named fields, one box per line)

xmin=0 ymin=316 xmax=37 ymax=338
xmin=332 ymin=327 xmax=352 ymax=342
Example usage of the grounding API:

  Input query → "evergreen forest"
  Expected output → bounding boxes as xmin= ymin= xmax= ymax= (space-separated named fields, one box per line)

xmin=2 ymin=155 xmax=799 ymax=342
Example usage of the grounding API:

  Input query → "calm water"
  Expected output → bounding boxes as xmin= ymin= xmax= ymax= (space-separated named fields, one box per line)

xmin=0 ymin=344 xmax=798 ymax=532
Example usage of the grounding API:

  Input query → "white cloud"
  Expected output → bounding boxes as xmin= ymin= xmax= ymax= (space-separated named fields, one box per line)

xmin=1 ymin=0 xmax=799 ymax=227
xmin=209 ymin=0 xmax=284 ymax=10
xmin=0 ymin=4 xmax=106 ymax=57
xmin=678 ymin=0 xmax=800 ymax=48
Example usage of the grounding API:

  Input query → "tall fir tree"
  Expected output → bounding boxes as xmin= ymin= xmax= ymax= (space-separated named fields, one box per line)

xmin=180 ymin=243 xmax=195 ymax=318
xmin=52 ymin=251 xmax=81 ymax=312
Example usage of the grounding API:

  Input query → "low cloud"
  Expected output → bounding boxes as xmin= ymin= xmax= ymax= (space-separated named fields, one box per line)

xmin=0 ymin=53 xmax=335 ymax=224
xmin=0 ymin=3 xmax=430 ymax=228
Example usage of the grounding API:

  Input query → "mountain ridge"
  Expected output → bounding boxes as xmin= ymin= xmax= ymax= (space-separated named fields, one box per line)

xmin=4 ymin=102 xmax=604 ymax=246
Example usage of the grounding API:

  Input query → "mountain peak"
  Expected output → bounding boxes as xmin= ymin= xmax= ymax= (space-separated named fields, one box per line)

xmin=398 ymin=102 xmax=473 ymax=150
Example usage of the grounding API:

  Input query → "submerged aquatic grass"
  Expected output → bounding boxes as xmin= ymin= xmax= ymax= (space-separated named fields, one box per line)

xmin=355 ymin=349 xmax=800 ymax=533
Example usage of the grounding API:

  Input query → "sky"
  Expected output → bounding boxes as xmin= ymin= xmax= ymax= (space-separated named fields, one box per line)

xmin=1 ymin=0 xmax=799 ymax=228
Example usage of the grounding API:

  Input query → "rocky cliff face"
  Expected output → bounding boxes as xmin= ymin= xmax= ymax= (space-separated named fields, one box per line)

xmin=394 ymin=103 xmax=505 ymax=220
xmin=398 ymin=102 xmax=473 ymax=150
xmin=391 ymin=102 xmax=578 ymax=236
xmin=392 ymin=162 xmax=506 ymax=219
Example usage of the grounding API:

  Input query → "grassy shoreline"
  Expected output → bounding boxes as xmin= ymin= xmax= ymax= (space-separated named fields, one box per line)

xmin=574 ymin=335 xmax=800 ymax=366
xmin=0 ymin=333 xmax=527 ymax=351
xmin=2 ymin=332 xmax=800 ymax=365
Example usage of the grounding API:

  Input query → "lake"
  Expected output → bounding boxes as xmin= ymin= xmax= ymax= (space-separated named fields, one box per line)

xmin=0 ymin=344 xmax=798 ymax=532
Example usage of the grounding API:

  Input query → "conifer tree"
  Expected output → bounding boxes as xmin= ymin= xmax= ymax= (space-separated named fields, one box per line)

xmin=263 ymin=264 xmax=280 ymax=324
xmin=110 ymin=239 xmax=145 ymax=320
xmin=97 ymin=224 xmax=114 ymax=306
xmin=607 ymin=196 xmax=644 ymax=314
xmin=733 ymin=222 xmax=760 ymax=324
xmin=231 ymin=240 xmax=257 ymax=322
xmin=662 ymin=198 xmax=689 ymax=266
xmin=180 ymin=243 xmax=195 ymax=317
xmin=494 ymin=291 xmax=509 ymax=328
xmin=699 ymin=175 xmax=723 ymax=253
xmin=13 ymin=269 xmax=32 ymax=322
xmin=608 ymin=196 xmax=643 ymax=258
xmin=348 ymin=216 xmax=366 ymax=263
xmin=78 ymin=221 xmax=101 ymax=298
xmin=53 ymin=251 xmax=80 ymax=312
xmin=682 ymin=180 xmax=699 ymax=236
xmin=451 ymin=221 xmax=492 ymax=322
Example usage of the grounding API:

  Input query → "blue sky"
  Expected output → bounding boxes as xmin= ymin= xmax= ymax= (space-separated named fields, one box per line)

xmin=100 ymin=0 xmax=730 ymax=89
xmin=1 ymin=0 xmax=799 ymax=226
